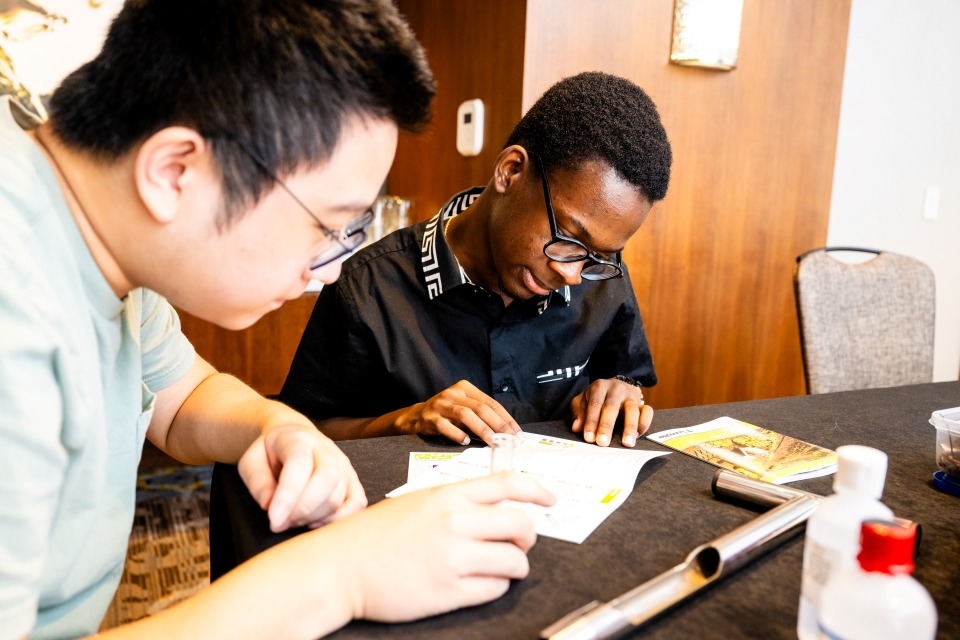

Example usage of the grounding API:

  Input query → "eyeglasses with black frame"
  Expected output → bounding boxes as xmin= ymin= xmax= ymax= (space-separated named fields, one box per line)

xmin=532 ymin=154 xmax=623 ymax=281
xmin=230 ymin=138 xmax=374 ymax=271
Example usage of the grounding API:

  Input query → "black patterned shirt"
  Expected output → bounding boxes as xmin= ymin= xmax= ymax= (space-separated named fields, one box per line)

xmin=280 ymin=187 xmax=656 ymax=425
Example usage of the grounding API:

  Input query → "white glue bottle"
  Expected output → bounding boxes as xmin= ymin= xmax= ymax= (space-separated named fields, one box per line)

xmin=817 ymin=519 xmax=936 ymax=639
xmin=796 ymin=445 xmax=893 ymax=640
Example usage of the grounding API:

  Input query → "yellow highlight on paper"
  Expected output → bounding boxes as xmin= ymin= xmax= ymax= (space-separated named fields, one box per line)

xmin=412 ymin=453 xmax=460 ymax=462
xmin=600 ymin=488 xmax=621 ymax=504
xmin=538 ymin=439 xmax=575 ymax=448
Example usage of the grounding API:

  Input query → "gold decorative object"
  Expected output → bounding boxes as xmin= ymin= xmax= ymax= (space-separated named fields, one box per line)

xmin=670 ymin=0 xmax=744 ymax=71
xmin=0 ymin=44 xmax=46 ymax=119
xmin=1 ymin=0 xmax=121 ymax=120
xmin=0 ymin=0 xmax=66 ymax=43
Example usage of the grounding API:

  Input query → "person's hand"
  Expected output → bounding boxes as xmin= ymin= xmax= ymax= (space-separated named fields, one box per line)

xmin=238 ymin=423 xmax=367 ymax=532
xmin=396 ymin=380 xmax=522 ymax=445
xmin=327 ymin=473 xmax=556 ymax=622
xmin=570 ymin=378 xmax=653 ymax=447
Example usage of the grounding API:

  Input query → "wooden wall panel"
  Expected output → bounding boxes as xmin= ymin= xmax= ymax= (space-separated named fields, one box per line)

xmin=177 ymin=295 xmax=317 ymax=397
xmin=522 ymin=0 xmax=851 ymax=408
xmin=391 ymin=0 xmax=528 ymax=223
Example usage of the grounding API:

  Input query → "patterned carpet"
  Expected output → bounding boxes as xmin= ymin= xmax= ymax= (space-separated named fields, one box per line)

xmin=99 ymin=464 xmax=213 ymax=631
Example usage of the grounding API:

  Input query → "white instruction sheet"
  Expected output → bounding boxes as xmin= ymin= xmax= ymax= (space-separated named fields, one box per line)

xmin=388 ymin=433 xmax=670 ymax=544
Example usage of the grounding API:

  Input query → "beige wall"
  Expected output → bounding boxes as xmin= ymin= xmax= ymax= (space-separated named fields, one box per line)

xmin=828 ymin=0 xmax=960 ymax=382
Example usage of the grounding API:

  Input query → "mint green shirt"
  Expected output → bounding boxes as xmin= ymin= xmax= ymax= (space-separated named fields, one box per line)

xmin=0 ymin=99 xmax=196 ymax=638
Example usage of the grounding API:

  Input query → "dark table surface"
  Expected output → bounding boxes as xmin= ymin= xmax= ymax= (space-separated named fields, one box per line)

xmin=210 ymin=381 xmax=960 ymax=639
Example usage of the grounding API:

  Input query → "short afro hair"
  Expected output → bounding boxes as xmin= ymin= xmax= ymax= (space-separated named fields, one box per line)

xmin=504 ymin=72 xmax=671 ymax=202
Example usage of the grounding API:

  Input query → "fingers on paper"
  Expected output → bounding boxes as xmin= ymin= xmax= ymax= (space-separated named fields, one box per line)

xmin=442 ymin=477 xmax=549 ymax=552
xmin=575 ymin=380 xmax=652 ymax=447
xmin=621 ymin=400 xmax=653 ymax=447
xmin=639 ymin=404 xmax=654 ymax=434
xmin=620 ymin=401 xmax=641 ymax=447
xmin=580 ymin=390 xmax=618 ymax=446
xmin=570 ymin=393 xmax=585 ymax=433
xmin=432 ymin=382 xmax=522 ymax=445
xmin=454 ymin=473 xmax=556 ymax=508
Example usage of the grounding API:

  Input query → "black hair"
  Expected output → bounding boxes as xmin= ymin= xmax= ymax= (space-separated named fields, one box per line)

xmin=504 ymin=71 xmax=671 ymax=203
xmin=47 ymin=0 xmax=435 ymax=223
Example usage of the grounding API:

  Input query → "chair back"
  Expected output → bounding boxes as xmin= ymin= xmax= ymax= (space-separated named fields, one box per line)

xmin=794 ymin=247 xmax=935 ymax=394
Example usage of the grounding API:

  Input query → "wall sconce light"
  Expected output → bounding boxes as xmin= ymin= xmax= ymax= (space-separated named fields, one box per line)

xmin=670 ymin=0 xmax=744 ymax=71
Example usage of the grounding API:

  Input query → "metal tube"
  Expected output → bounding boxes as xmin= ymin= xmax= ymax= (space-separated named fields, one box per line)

xmin=711 ymin=469 xmax=823 ymax=508
xmin=711 ymin=469 xmax=920 ymax=551
xmin=541 ymin=495 xmax=819 ymax=640
xmin=691 ymin=494 xmax=817 ymax=576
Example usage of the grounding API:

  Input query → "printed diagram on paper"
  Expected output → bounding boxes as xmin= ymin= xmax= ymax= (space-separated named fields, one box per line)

xmin=388 ymin=433 xmax=670 ymax=544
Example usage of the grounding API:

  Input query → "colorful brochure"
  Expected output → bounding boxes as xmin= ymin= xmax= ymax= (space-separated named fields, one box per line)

xmin=646 ymin=416 xmax=837 ymax=484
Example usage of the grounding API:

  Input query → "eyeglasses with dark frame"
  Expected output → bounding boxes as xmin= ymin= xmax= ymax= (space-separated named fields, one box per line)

xmin=532 ymin=154 xmax=623 ymax=281
xmin=231 ymin=138 xmax=374 ymax=271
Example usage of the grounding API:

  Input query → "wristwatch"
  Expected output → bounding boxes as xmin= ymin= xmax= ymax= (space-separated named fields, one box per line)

xmin=614 ymin=375 xmax=644 ymax=389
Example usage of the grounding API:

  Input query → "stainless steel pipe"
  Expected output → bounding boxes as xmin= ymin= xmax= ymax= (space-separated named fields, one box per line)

xmin=541 ymin=472 xmax=821 ymax=640
xmin=712 ymin=469 xmax=919 ymax=547
xmin=711 ymin=469 xmax=824 ymax=508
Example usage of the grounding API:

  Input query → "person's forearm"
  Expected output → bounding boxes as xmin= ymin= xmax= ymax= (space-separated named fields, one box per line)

xmin=316 ymin=403 xmax=423 ymax=440
xmin=161 ymin=373 xmax=315 ymax=464
xmin=95 ymin=529 xmax=356 ymax=640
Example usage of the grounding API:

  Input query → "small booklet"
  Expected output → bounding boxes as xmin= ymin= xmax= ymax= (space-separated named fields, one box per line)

xmin=645 ymin=416 xmax=837 ymax=484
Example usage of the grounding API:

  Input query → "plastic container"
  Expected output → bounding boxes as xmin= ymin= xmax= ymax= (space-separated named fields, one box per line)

xmin=817 ymin=520 xmax=937 ymax=639
xmin=929 ymin=406 xmax=960 ymax=478
xmin=797 ymin=445 xmax=893 ymax=640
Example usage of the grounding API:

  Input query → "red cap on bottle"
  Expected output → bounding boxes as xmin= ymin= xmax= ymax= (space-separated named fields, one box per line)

xmin=857 ymin=520 xmax=917 ymax=575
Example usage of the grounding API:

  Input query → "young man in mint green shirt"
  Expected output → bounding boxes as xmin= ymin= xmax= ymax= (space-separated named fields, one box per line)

xmin=0 ymin=2 xmax=553 ymax=638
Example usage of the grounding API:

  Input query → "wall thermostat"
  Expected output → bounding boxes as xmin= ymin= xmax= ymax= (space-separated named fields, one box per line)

xmin=456 ymin=98 xmax=484 ymax=157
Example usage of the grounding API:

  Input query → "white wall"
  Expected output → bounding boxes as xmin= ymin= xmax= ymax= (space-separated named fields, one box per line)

xmin=828 ymin=0 xmax=960 ymax=381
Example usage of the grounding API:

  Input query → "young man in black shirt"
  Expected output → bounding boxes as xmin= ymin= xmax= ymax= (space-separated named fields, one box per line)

xmin=281 ymin=72 xmax=672 ymax=449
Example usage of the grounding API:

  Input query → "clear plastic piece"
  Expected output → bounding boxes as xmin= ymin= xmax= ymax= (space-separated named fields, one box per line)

xmin=489 ymin=432 xmax=521 ymax=474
